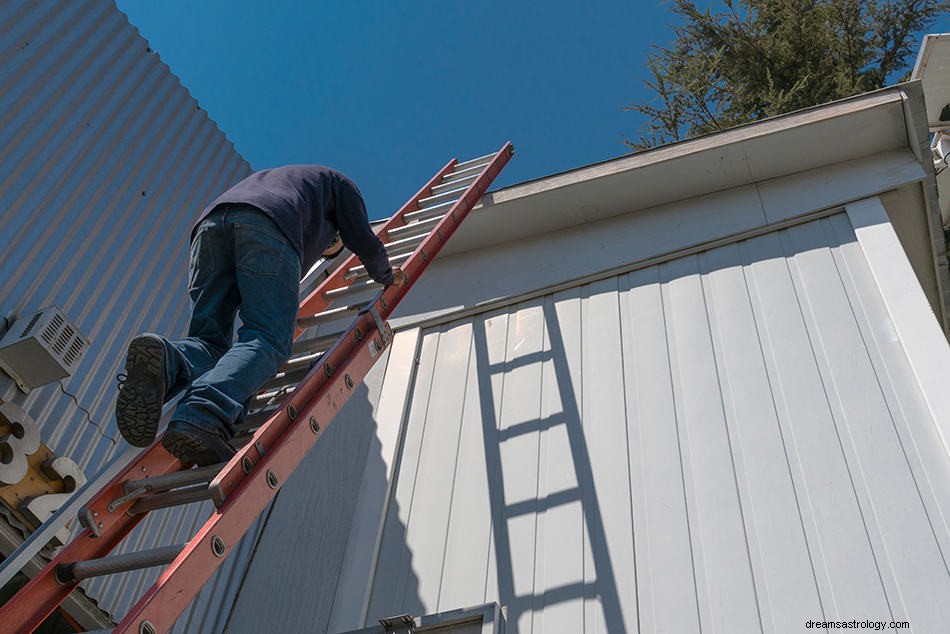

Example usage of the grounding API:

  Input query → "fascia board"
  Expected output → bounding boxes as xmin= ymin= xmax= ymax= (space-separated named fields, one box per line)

xmin=444 ymin=89 xmax=910 ymax=257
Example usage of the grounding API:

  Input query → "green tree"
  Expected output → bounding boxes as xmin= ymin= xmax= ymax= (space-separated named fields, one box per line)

xmin=626 ymin=0 xmax=946 ymax=150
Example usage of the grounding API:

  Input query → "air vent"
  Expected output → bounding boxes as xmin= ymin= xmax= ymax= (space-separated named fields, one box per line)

xmin=0 ymin=307 xmax=90 ymax=392
xmin=64 ymin=338 xmax=84 ymax=367
xmin=19 ymin=312 xmax=41 ymax=339
xmin=42 ymin=313 xmax=64 ymax=345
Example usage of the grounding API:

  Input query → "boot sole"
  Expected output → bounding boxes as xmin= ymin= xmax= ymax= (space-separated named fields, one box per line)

xmin=162 ymin=427 xmax=235 ymax=468
xmin=115 ymin=336 xmax=166 ymax=447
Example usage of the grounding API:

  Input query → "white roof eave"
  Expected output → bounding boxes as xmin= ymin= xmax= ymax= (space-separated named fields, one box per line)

xmin=448 ymin=86 xmax=916 ymax=257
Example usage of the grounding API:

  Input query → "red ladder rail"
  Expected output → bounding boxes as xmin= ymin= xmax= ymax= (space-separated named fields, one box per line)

xmin=0 ymin=142 xmax=513 ymax=634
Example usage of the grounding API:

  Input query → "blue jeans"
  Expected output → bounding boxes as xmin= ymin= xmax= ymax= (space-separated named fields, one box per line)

xmin=162 ymin=204 xmax=301 ymax=439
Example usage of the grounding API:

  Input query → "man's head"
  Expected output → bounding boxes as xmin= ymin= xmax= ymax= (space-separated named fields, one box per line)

xmin=322 ymin=232 xmax=344 ymax=258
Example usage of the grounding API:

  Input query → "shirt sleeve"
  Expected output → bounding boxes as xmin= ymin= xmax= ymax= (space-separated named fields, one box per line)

xmin=332 ymin=176 xmax=394 ymax=286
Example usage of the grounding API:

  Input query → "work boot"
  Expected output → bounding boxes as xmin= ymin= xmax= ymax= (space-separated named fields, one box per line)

xmin=115 ymin=334 xmax=168 ymax=447
xmin=162 ymin=421 xmax=236 ymax=468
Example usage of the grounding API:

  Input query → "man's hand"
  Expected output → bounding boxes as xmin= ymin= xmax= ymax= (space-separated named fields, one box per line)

xmin=390 ymin=266 xmax=407 ymax=287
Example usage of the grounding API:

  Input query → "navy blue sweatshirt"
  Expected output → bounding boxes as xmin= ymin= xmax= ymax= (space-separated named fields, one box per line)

xmin=198 ymin=166 xmax=393 ymax=285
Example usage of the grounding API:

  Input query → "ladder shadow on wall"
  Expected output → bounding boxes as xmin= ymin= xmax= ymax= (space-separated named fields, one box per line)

xmin=469 ymin=297 xmax=628 ymax=633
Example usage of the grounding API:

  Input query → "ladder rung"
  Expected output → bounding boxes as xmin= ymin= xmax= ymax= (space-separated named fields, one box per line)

xmin=252 ymin=385 xmax=293 ymax=407
xmin=431 ymin=173 xmax=477 ymax=195
xmin=418 ymin=186 xmax=466 ymax=209
xmin=259 ymin=354 xmax=323 ymax=396
xmin=260 ymin=365 xmax=309 ymax=393
xmin=387 ymin=215 xmax=443 ymax=241
xmin=345 ymin=252 xmax=411 ymax=281
xmin=123 ymin=463 xmax=224 ymax=496
xmin=323 ymin=279 xmax=382 ymax=301
xmin=128 ymin=483 xmax=217 ymax=515
xmin=380 ymin=237 xmax=424 ymax=260
xmin=232 ymin=425 xmax=260 ymax=445
xmin=403 ymin=203 xmax=450 ymax=224
xmin=246 ymin=403 xmax=282 ymax=427
xmin=442 ymin=163 xmax=486 ymax=184
xmin=297 ymin=303 xmax=363 ymax=329
xmin=292 ymin=329 xmax=344 ymax=353
xmin=280 ymin=350 xmax=325 ymax=372
xmin=383 ymin=233 xmax=426 ymax=253
xmin=454 ymin=151 xmax=496 ymax=171
xmin=55 ymin=544 xmax=185 ymax=584
xmin=259 ymin=375 xmax=304 ymax=396
xmin=264 ymin=351 xmax=324 ymax=389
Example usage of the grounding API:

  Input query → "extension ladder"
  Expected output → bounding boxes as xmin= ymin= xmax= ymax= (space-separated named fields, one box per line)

xmin=0 ymin=142 xmax=514 ymax=633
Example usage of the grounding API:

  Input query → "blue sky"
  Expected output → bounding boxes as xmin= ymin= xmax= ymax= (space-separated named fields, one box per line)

xmin=115 ymin=1 xmax=949 ymax=219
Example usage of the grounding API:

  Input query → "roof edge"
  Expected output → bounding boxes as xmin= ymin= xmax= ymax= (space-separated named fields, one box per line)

xmin=485 ymin=85 xmax=907 ymax=206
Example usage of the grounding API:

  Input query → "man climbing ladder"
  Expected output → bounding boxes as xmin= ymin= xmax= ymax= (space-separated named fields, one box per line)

xmin=115 ymin=165 xmax=405 ymax=467
xmin=0 ymin=143 xmax=512 ymax=633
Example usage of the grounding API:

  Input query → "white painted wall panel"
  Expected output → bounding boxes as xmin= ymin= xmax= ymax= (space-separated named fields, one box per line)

xmin=742 ymin=231 xmax=890 ymax=619
xmin=844 ymin=203 xmax=950 ymax=572
xmin=620 ymin=267 xmax=699 ymax=633
xmin=329 ymin=329 xmax=423 ymax=631
xmin=365 ymin=213 xmax=950 ymax=633
xmin=437 ymin=322 xmax=497 ymax=613
xmin=662 ymin=253 xmax=763 ymax=633
xmin=698 ymin=242 xmax=822 ymax=632
xmin=408 ymin=321 xmax=478 ymax=610
xmin=579 ymin=280 xmax=638 ymax=632
xmin=368 ymin=328 xmax=441 ymax=619
xmin=225 ymin=345 xmax=393 ymax=634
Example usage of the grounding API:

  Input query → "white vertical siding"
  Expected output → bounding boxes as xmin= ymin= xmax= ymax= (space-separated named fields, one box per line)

xmin=366 ymin=213 xmax=950 ymax=633
xmin=0 ymin=0 xmax=254 ymax=626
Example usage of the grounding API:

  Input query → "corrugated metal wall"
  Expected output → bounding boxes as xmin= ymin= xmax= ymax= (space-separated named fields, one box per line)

xmin=367 ymin=213 xmax=950 ymax=633
xmin=0 ymin=0 xmax=254 ymax=627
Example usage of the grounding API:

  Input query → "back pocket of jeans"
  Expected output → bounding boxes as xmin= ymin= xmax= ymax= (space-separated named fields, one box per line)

xmin=234 ymin=223 xmax=284 ymax=277
xmin=188 ymin=225 xmax=217 ymax=289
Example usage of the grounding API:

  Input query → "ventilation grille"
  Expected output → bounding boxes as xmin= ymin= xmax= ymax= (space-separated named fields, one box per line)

xmin=0 ymin=307 xmax=90 ymax=391
xmin=19 ymin=312 xmax=42 ymax=339
xmin=64 ymin=338 xmax=84 ymax=367
xmin=41 ymin=313 xmax=65 ymax=346
xmin=51 ymin=324 xmax=74 ymax=357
